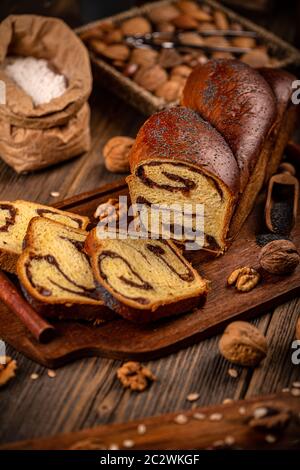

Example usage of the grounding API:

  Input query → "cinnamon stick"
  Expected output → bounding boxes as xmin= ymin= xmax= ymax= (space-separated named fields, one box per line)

xmin=0 ymin=270 xmax=55 ymax=343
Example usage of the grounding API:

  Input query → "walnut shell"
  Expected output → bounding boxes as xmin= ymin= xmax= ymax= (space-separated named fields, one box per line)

xmin=214 ymin=10 xmax=229 ymax=30
xmin=130 ymin=48 xmax=158 ymax=67
xmin=231 ymin=37 xmax=256 ymax=49
xmin=121 ymin=16 xmax=152 ymax=36
xmin=155 ymin=80 xmax=183 ymax=103
xmin=159 ymin=49 xmax=183 ymax=68
xmin=177 ymin=1 xmax=212 ymax=21
xmin=134 ymin=65 xmax=168 ymax=92
xmin=219 ymin=321 xmax=267 ymax=367
xmin=259 ymin=240 xmax=300 ymax=275
xmin=101 ymin=44 xmax=130 ymax=61
xmin=204 ymin=36 xmax=230 ymax=48
xmin=171 ymin=64 xmax=193 ymax=79
xmin=212 ymin=51 xmax=234 ymax=60
xmin=89 ymin=39 xmax=107 ymax=55
xmin=0 ymin=356 xmax=17 ymax=387
xmin=103 ymin=136 xmax=135 ymax=173
xmin=172 ymin=14 xmax=199 ymax=30
xmin=104 ymin=28 xmax=123 ymax=44
xmin=148 ymin=5 xmax=180 ymax=23
xmin=156 ymin=22 xmax=176 ymax=33
xmin=179 ymin=32 xmax=204 ymax=46
xmin=241 ymin=48 xmax=270 ymax=68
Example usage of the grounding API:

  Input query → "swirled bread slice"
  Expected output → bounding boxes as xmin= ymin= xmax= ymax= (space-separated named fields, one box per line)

xmin=17 ymin=217 xmax=113 ymax=321
xmin=0 ymin=200 xmax=89 ymax=273
xmin=85 ymin=230 xmax=208 ymax=323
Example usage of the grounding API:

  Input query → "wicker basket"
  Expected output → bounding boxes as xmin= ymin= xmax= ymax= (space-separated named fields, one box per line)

xmin=76 ymin=0 xmax=300 ymax=115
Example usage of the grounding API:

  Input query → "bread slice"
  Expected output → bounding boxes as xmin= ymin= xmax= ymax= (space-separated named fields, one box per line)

xmin=0 ymin=200 xmax=89 ymax=273
xmin=85 ymin=229 xmax=208 ymax=323
xmin=17 ymin=217 xmax=113 ymax=321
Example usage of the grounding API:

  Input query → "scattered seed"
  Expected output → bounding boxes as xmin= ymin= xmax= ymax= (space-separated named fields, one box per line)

xmin=123 ymin=439 xmax=134 ymax=448
xmin=109 ymin=443 xmax=119 ymax=450
xmin=223 ymin=398 xmax=233 ymax=404
xmin=293 ymin=382 xmax=300 ymax=388
xmin=47 ymin=370 xmax=56 ymax=378
xmin=265 ymin=434 xmax=277 ymax=444
xmin=228 ymin=368 xmax=239 ymax=378
xmin=50 ymin=191 xmax=60 ymax=197
xmin=291 ymin=388 xmax=300 ymax=397
xmin=30 ymin=373 xmax=39 ymax=380
xmin=187 ymin=393 xmax=200 ymax=402
xmin=209 ymin=413 xmax=223 ymax=421
xmin=193 ymin=412 xmax=206 ymax=420
xmin=282 ymin=388 xmax=290 ymax=393
xmin=137 ymin=424 xmax=146 ymax=435
xmin=174 ymin=414 xmax=188 ymax=424
xmin=224 ymin=435 xmax=235 ymax=446
xmin=253 ymin=407 xmax=268 ymax=419
xmin=238 ymin=406 xmax=246 ymax=415
xmin=213 ymin=440 xmax=224 ymax=447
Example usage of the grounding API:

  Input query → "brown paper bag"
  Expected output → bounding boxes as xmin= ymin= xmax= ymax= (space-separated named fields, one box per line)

xmin=0 ymin=103 xmax=91 ymax=173
xmin=0 ymin=15 xmax=92 ymax=172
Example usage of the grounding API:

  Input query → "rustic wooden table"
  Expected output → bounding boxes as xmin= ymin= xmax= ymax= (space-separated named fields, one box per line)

xmin=0 ymin=3 xmax=300 ymax=446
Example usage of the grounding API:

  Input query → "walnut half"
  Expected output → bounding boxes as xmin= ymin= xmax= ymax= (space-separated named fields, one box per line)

xmin=117 ymin=361 xmax=156 ymax=392
xmin=0 ymin=356 xmax=17 ymax=387
xmin=227 ymin=267 xmax=260 ymax=292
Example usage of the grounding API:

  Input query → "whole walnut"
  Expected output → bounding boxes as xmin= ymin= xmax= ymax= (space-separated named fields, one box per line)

xmin=130 ymin=48 xmax=158 ymax=67
xmin=103 ymin=136 xmax=135 ymax=173
xmin=121 ymin=16 xmax=152 ymax=36
xmin=134 ymin=65 xmax=168 ymax=92
xmin=177 ymin=1 xmax=212 ymax=21
xmin=171 ymin=64 xmax=193 ymax=80
xmin=259 ymin=240 xmax=300 ymax=275
xmin=219 ymin=321 xmax=267 ymax=367
xmin=155 ymin=80 xmax=183 ymax=103
xmin=148 ymin=5 xmax=180 ymax=23
xmin=241 ymin=48 xmax=270 ymax=68
xmin=101 ymin=44 xmax=130 ymax=61
xmin=172 ymin=14 xmax=199 ymax=30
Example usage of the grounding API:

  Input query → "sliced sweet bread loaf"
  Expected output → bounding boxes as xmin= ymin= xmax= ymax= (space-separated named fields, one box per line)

xmin=0 ymin=200 xmax=89 ymax=273
xmin=17 ymin=217 xmax=113 ymax=321
xmin=85 ymin=229 xmax=208 ymax=323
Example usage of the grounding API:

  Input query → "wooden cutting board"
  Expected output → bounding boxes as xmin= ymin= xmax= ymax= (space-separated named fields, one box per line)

xmin=0 ymin=179 xmax=299 ymax=368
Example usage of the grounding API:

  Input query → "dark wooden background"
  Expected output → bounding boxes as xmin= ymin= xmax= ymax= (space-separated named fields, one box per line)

xmin=0 ymin=1 xmax=299 ymax=445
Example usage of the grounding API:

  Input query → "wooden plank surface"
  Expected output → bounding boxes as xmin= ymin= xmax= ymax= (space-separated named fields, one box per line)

xmin=2 ymin=392 xmax=300 ymax=450
xmin=0 ymin=5 xmax=300 ymax=444
xmin=0 ymin=83 xmax=299 ymax=445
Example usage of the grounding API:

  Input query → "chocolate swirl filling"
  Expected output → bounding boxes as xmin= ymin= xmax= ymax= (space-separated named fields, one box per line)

xmin=0 ymin=203 xmax=17 ymax=233
xmin=98 ymin=243 xmax=196 ymax=305
xmin=36 ymin=208 xmax=84 ymax=228
xmin=25 ymin=235 xmax=100 ymax=300
xmin=136 ymin=161 xmax=223 ymax=200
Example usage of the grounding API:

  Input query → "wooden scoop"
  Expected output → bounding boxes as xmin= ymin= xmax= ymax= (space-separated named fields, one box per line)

xmin=265 ymin=163 xmax=299 ymax=234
